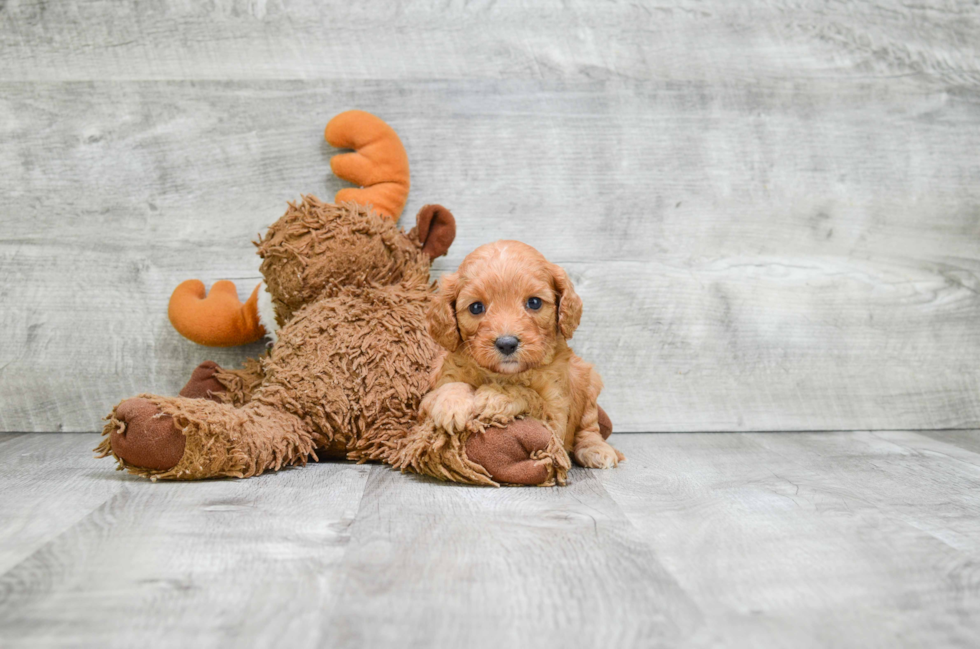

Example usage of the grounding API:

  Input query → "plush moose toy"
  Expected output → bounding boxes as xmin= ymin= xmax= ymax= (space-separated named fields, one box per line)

xmin=96 ymin=111 xmax=611 ymax=486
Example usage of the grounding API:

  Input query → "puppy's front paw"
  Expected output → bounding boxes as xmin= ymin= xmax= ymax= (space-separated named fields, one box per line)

xmin=421 ymin=383 xmax=477 ymax=434
xmin=430 ymin=405 xmax=473 ymax=433
xmin=574 ymin=440 xmax=622 ymax=469
xmin=471 ymin=384 xmax=535 ymax=426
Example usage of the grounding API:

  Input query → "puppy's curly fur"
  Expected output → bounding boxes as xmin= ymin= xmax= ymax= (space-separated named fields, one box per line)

xmin=424 ymin=240 xmax=623 ymax=469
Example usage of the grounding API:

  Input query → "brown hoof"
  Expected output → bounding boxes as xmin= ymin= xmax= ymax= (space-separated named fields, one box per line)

xmin=598 ymin=405 xmax=613 ymax=440
xmin=178 ymin=361 xmax=226 ymax=402
xmin=465 ymin=419 xmax=554 ymax=485
xmin=110 ymin=398 xmax=186 ymax=471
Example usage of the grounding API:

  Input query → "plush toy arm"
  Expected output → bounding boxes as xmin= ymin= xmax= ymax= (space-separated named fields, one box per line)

xmin=325 ymin=110 xmax=410 ymax=220
xmin=168 ymin=280 xmax=265 ymax=347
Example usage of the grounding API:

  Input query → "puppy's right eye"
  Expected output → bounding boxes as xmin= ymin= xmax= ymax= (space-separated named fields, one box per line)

xmin=468 ymin=302 xmax=485 ymax=315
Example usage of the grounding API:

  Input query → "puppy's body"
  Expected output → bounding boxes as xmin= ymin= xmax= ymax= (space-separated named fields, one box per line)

xmin=423 ymin=240 xmax=622 ymax=470
xmin=431 ymin=341 xmax=593 ymax=453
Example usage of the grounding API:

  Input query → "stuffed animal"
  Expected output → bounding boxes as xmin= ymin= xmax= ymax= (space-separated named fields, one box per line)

xmin=96 ymin=111 xmax=611 ymax=486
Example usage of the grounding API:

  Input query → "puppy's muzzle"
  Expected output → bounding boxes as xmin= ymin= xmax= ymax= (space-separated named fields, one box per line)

xmin=494 ymin=335 xmax=520 ymax=356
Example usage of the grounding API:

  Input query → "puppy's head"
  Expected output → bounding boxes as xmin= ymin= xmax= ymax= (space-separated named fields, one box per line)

xmin=428 ymin=240 xmax=582 ymax=374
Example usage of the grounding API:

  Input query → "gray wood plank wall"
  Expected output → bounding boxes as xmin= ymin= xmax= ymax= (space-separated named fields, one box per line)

xmin=1 ymin=0 xmax=979 ymax=432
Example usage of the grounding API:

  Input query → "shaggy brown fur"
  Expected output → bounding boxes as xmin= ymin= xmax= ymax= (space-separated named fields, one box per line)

xmin=257 ymin=196 xmax=433 ymax=324
xmin=411 ymin=240 xmax=623 ymax=472
xmin=98 ymin=199 xmax=444 ymax=478
xmin=96 ymin=198 xmax=574 ymax=485
xmin=212 ymin=357 xmax=266 ymax=406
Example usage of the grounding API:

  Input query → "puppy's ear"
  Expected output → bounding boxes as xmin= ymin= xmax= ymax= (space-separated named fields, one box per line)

xmin=551 ymin=264 xmax=582 ymax=339
xmin=415 ymin=204 xmax=456 ymax=259
xmin=427 ymin=272 xmax=462 ymax=351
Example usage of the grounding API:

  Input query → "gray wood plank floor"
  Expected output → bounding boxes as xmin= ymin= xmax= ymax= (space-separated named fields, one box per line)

xmin=1 ymin=432 xmax=979 ymax=648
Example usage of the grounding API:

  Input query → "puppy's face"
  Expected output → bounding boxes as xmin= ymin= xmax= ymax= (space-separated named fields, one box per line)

xmin=428 ymin=241 xmax=582 ymax=374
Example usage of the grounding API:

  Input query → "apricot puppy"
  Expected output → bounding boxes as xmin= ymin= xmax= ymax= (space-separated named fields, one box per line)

xmin=424 ymin=240 xmax=623 ymax=469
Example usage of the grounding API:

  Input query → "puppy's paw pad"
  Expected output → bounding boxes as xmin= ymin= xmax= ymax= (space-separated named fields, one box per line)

xmin=575 ymin=443 xmax=620 ymax=469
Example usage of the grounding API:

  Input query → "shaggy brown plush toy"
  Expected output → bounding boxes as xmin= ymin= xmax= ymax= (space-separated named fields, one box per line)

xmin=96 ymin=111 xmax=611 ymax=486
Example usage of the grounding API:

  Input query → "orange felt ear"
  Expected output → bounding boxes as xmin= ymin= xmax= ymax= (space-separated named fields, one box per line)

xmin=168 ymin=280 xmax=265 ymax=347
xmin=325 ymin=110 xmax=410 ymax=220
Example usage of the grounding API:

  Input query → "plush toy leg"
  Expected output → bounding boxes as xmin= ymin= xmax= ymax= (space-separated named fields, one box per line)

xmin=177 ymin=361 xmax=227 ymax=401
xmin=387 ymin=418 xmax=570 ymax=487
xmin=213 ymin=358 xmax=266 ymax=406
xmin=385 ymin=419 xmax=494 ymax=486
xmin=465 ymin=420 xmax=571 ymax=486
xmin=177 ymin=358 xmax=266 ymax=406
xmin=96 ymin=395 xmax=317 ymax=480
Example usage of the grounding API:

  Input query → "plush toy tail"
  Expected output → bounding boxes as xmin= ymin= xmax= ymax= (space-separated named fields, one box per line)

xmin=325 ymin=110 xmax=410 ymax=220
xmin=168 ymin=280 xmax=265 ymax=347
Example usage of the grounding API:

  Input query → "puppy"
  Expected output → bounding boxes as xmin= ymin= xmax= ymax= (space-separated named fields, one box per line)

xmin=422 ymin=240 xmax=623 ymax=469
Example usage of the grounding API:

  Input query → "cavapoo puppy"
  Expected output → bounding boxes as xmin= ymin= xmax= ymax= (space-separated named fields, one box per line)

xmin=423 ymin=240 xmax=624 ymax=470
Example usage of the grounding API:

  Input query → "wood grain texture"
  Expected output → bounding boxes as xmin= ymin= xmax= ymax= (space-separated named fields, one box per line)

xmin=0 ymin=434 xmax=371 ymax=648
xmin=0 ymin=1 xmax=977 ymax=83
xmin=318 ymin=465 xmax=701 ymax=648
xmin=604 ymin=432 xmax=980 ymax=647
xmin=1 ymin=1 xmax=979 ymax=432
xmin=3 ymin=432 xmax=980 ymax=648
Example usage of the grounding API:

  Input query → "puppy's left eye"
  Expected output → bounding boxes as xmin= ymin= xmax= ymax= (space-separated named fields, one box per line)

xmin=526 ymin=297 xmax=543 ymax=311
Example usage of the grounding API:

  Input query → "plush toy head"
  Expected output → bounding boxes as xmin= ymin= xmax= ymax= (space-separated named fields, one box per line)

xmin=257 ymin=198 xmax=455 ymax=327
xmin=167 ymin=111 xmax=454 ymax=347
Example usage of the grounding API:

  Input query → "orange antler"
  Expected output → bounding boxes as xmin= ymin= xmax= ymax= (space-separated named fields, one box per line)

xmin=325 ymin=110 xmax=410 ymax=220
xmin=168 ymin=280 xmax=265 ymax=347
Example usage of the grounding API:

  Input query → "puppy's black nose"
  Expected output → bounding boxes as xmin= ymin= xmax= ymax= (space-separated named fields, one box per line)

xmin=495 ymin=335 xmax=520 ymax=356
